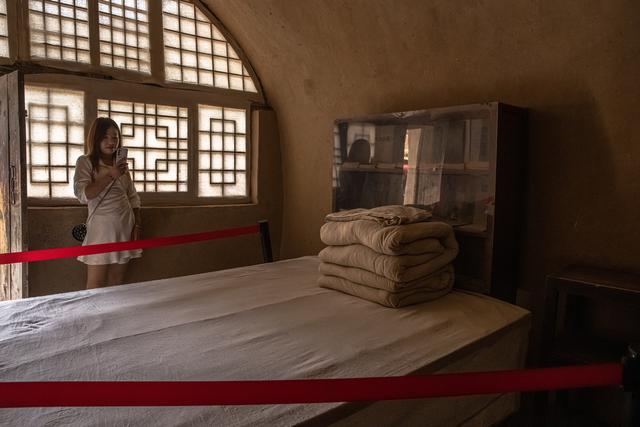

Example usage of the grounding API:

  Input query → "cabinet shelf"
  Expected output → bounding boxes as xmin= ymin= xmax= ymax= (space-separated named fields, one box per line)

xmin=454 ymin=223 xmax=488 ymax=237
xmin=420 ymin=168 xmax=491 ymax=176
xmin=339 ymin=164 xmax=404 ymax=174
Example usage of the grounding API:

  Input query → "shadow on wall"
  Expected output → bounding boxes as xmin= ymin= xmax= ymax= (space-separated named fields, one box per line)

xmin=520 ymin=81 xmax=628 ymax=363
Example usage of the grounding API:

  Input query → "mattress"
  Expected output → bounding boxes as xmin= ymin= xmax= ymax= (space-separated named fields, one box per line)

xmin=0 ymin=256 xmax=530 ymax=426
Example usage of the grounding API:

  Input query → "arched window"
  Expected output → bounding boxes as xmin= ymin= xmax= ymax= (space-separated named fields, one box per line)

xmin=5 ymin=0 xmax=263 ymax=204
xmin=162 ymin=0 xmax=256 ymax=92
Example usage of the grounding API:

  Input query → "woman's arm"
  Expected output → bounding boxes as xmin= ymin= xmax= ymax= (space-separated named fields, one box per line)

xmin=73 ymin=157 xmax=92 ymax=204
xmin=125 ymin=170 xmax=142 ymax=239
xmin=132 ymin=207 xmax=141 ymax=226
xmin=131 ymin=207 xmax=142 ymax=240
xmin=84 ymin=163 xmax=127 ymax=200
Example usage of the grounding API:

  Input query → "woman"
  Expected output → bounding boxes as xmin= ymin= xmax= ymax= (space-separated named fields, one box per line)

xmin=73 ymin=117 xmax=142 ymax=289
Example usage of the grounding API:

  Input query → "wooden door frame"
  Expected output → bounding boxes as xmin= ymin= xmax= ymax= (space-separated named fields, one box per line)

xmin=0 ymin=70 xmax=27 ymax=301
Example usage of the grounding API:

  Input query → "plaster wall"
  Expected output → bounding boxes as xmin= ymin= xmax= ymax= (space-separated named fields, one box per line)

xmin=204 ymin=0 xmax=640 ymax=297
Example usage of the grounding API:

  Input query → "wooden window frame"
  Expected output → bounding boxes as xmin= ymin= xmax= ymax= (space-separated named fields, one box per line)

xmin=0 ymin=0 xmax=265 ymax=206
xmin=25 ymin=73 xmax=254 ymax=207
xmin=7 ymin=0 xmax=262 ymax=100
xmin=0 ymin=1 xmax=11 ymax=60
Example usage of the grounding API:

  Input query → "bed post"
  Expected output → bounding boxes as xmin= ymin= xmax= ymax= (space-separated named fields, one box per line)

xmin=622 ymin=343 xmax=639 ymax=427
xmin=258 ymin=220 xmax=273 ymax=263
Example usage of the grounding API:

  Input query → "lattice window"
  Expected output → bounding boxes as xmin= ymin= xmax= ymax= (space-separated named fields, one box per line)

xmin=21 ymin=1 xmax=261 ymax=93
xmin=98 ymin=0 xmax=150 ymax=73
xmin=25 ymin=86 xmax=85 ymax=198
xmin=97 ymin=99 xmax=189 ymax=193
xmin=198 ymin=105 xmax=246 ymax=197
xmin=28 ymin=0 xmax=91 ymax=63
xmin=20 ymin=1 xmax=260 ymax=203
xmin=162 ymin=0 xmax=257 ymax=92
xmin=0 ymin=1 xmax=8 ymax=57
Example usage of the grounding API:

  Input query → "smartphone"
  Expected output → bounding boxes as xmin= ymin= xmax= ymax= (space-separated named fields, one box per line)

xmin=115 ymin=147 xmax=128 ymax=164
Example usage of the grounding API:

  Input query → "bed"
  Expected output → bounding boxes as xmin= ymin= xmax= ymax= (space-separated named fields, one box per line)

xmin=0 ymin=256 xmax=530 ymax=426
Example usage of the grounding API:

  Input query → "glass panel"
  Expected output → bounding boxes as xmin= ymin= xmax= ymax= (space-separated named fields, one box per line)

xmin=223 ymin=171 xmax=245 ymax=196
xmin=197 ymin=104 xmax=247 ymax=197
xmin=28 ymin=0 xmax=90 ymax=63
xmin=99 ymin=0 xmax=150 ymax=73
xmin=243 ymin=77 xmax=256 ymax=93
xmin=98 ymin=99 xmax=189 ymax=192
xmin=162 ymin=0 xmax=257 ymax=92
xmin=25 ymin=86 xmax=85 ymax=199
xmin=334 ymin=107 xmax=494 ymax=233
xmin=214 ymin=73 xmax=228 ymax=89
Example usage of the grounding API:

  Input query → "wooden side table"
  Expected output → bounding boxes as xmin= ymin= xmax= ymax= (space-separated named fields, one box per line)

xmin=541 ymin=266 xmax=640 ymax=426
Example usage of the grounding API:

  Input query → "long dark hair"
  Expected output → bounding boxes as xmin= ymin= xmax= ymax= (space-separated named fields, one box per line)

xmin=86 ymin=117 xmax=121 ymax=176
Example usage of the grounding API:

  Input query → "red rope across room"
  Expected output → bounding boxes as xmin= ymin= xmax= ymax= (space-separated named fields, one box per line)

xmin=0 ymin=224 xmax=260 ymax=265
xmin=0 ymin=363 xmax=623 ymax=407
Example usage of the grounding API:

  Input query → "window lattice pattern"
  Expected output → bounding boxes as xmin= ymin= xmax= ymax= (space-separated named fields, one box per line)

xmin=29 ymin=0 xmax=90 ymax=63
xmin=198 ymin=105 xmax=246 ymax=197
xmin=162 ymin=0 xmax=257 ymax=92
xmin=25 ymin=86 xmax=85 ymax=198
xmin=98 ymin=99 xmax=189 ymax=193
xmin=99 ymin=0 xmax=150 ymax=73
xmin=0 ymin=1 xmax=8 ymax=57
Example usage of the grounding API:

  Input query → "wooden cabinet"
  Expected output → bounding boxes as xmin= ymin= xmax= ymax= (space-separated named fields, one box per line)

xmin=333 ymin=102 xmax=527 ymax=302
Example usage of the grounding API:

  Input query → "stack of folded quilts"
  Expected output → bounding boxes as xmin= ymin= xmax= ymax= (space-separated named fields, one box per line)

xmin=318 ymin=205 xmax=459 ymax=308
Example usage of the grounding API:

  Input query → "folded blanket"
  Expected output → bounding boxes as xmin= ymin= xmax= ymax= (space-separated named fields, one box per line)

xmin=325 ymin=205 xmax=432 ymax=226
xmin=318 ymin=268 xmax=454 ymax=308
xmin=319 ymin=243 xmax=457 ymax=282
xmin=319 ymin=261 xmax=455 ymax=292
xmin=320 ymin=220 xmax=458 ymax=256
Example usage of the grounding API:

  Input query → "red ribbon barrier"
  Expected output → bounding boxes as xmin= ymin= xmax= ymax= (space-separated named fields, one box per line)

xmin=0 ymin=224 xmax=260 ymax=265
xmin=0 ymin=363 xmax=621 ymax=408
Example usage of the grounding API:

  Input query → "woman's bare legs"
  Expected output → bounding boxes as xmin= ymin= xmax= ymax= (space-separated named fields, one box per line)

xmin=87 ymin=262 xmax=128 ymax=289
xmin=86 ymin=264 xmax=109 ymax=289
xmin=106 ymin=262 xmax=129 ymax=286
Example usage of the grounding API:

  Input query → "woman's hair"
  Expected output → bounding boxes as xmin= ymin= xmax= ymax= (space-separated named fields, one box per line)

xmin=86 ymin=117 xmax=121 ymax=174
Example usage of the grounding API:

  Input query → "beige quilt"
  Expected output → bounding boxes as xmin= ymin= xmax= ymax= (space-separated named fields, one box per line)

xmin=325 ymin=205 xmax=432 ymax=226
xmin=320 ymin=220 xmax=458 ymax=255
xmin=318 ymin=243 xmax=458 ymax=282
xmin=318 ymin=268 xmax=454 ymax=308
xmin=319 ymin=261 xmax=454 ymax=292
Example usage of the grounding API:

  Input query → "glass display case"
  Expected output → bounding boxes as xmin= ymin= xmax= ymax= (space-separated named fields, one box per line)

xmin=332 ymin=102 xmax=527 ymax=302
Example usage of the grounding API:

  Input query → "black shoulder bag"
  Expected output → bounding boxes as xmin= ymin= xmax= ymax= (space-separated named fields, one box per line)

xmin=72 ymin=179 xmax=116 ymax=242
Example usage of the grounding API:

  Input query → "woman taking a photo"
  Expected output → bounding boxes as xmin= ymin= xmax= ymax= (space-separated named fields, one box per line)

xmin=73 ymin=117 xmax=142 ymax=289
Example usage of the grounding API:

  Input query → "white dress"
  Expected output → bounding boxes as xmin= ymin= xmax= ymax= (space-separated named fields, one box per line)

xmin=73 ymin=155 xmax=143 ymax=265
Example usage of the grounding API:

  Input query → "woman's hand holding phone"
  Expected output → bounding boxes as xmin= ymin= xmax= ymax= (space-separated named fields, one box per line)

xmin=115 ymin=147 xmax=128 ymax=165
xmin=107 ymin=148 xmax=128 ymax=180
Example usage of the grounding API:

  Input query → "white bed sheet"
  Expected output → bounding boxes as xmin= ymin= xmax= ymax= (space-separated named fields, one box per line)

xmin=0 ymin=256 xmax=530 ymax=426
